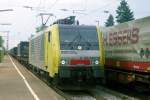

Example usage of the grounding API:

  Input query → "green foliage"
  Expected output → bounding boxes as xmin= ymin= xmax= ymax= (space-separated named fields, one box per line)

xmin=0 ymin=36 xmax=4 ymax=62
xmin=0 ymin=36 xmax=3 ymax=47
xmin=105 ymin=14 xmax=114 ymax=27
xmin=116 ymin=0 xmax=134 ymax=23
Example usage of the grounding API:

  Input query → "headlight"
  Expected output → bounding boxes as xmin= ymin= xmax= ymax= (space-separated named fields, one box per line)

xmin=95 ymin=60 xmax=99 ymax=65
xmin=78 ymin=45 xmax=82 ymax=50
xmin=61 ymin=60 xmax=66 ymax=65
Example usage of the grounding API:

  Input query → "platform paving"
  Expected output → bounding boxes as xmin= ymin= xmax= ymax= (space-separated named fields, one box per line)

xmin=0 ymin=55 xmax=64 ymax=100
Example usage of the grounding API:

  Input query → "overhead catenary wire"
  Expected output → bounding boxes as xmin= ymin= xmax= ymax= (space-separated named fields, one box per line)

xmin=82 ymin=0 xmax=88 ymax=11
xmin=48 ymin=0 xmax=59 ymax=10
xmin=37 ymin=0 xmax=42 ymax=8
xmin=79 ymin=0 xmax=118 ymax=17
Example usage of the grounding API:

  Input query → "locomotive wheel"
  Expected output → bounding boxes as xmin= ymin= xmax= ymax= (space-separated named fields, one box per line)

xmin=52 ymin=74 xmax=59 ymax=86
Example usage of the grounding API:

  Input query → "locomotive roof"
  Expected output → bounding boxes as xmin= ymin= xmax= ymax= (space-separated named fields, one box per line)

xmin=30 ymin=24 xmax=97 ymax=40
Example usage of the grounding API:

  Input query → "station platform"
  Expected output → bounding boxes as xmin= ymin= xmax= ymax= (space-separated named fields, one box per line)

xmin=0 ymin=55 xmax=64 ymax=100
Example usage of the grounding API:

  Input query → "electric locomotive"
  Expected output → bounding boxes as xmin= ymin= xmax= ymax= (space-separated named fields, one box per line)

xmin=29 ymin=24 xmax=105 ymax=88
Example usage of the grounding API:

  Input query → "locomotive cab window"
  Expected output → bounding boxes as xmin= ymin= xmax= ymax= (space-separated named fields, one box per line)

xmin=59 ymin=25 xmax=99 ymax=50
xmin=48 ymin=31 xmax=51 ymax=42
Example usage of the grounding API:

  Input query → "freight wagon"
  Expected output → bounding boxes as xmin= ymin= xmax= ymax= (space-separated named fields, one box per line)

xmin=17 ymin=41 xmax=29 ymax=63
xmin=10 ymin=47 xmax=17 ymax=58
xmin=102 ymin=16 xmax=150 ymax=87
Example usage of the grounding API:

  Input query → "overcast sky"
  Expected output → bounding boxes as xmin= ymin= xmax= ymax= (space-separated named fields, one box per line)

xmin=0 ymin=0 xmax=149 ymax=49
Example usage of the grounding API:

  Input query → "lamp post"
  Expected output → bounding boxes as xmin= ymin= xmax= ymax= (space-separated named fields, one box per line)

xmin=95 ymin=20 xmax=100 ymax=26
xmin=0 ymin=24 xmax=12 ymax=51
xmin=95 ymin=10 xmax=110 ymax=26
xmin=0 ymin=8 xmax=13 ymax=51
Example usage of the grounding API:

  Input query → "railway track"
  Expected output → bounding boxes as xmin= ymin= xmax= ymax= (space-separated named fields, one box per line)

xmin=89 ymin=86 xmax=138 ymax=100
xmin=53 ymin=85 xmax=138 ymax=100
xmin=64 ymin=91 xmax=96 ymax=100
xmin=21 ymin=63 xmax=101 ymax=100
xmin=103 ymin=82 xmax=150 ymax=100
xmin=43 ymin=75 xmax=149 ymax=100
xmin=36 ymin=75 xmax=97 ymax=100
xmin=33 ymin=72 xmax=138 ymax=100
xmin=38 ymin=75 xmax=97 ymax=100
xmin=14 ymin=58 xmax=147 ymax=100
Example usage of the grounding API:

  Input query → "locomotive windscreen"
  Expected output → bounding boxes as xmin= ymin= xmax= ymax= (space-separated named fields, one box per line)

xmin=59 ymin=25 xmax=99 ymax=50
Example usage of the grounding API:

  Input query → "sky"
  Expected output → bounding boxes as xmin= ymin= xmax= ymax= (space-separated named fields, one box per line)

xmin=0 ymin=0 xmax=149 ymax=49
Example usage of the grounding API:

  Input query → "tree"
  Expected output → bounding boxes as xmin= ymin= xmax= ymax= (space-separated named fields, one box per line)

xmin=116 ymin=0 xmax=134 ymax=23
xmin=105 ymin=14 xmax=114 ymax=27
